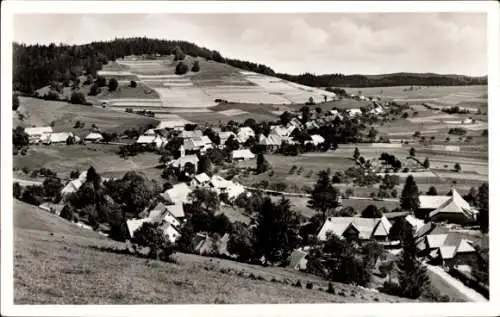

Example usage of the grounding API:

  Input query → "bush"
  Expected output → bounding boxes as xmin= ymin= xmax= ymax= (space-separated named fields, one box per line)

xmin=191 ymin=60 xmax=200 ymax=72
xmin=130 ymin=80 xmax=137 ymax=88
xmin=13 ymin=93 xmax=20 ymax=111
xmin=95 ymin=76 xmax=107 ymax=87
xmin=449 ymin=127 xmax=467 ymax=135
xmin=88 ymin=83 xmax=101 ymax=96
xmin=132 ymin=222 xmax=175 ymax=261
xmin=175 ymin=62 xmax=189 ymax=75
xmin=293 ymin=280 xmax=302 ymax=288
xmin=13 ymin=182 xmax=22 ymax=199
xmin=380 ymin=281 xmax=401 ymax=296
xmin=108 ymin=78 xmax=118 ymax=92
xmin=70 ymin=92 xmax=88 ymax=105
xmin=306 ymin=282 xmax=313 ymax=289
xmin=327 ymin=282 xmax=335 ymax=294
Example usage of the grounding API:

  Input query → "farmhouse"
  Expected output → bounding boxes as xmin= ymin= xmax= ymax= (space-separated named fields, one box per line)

xmin=41 ymin=132 xmax=73 ymax=144
xmin=126 ymin=218 xmax=180 ymax=243
xmin=25 ymin=126 xmax=53 ymax=143
xmin=287 ymin=248 xmax=308 ymax=271
xmin=194 ymin=233 xmax=232 ymax=257
xmin=306 ymin=134 xmax=325 ymax=146
xmin=210 ymin=175 xmax=245 ymax=200
xmin=317 ymin=216 xmax=392 ymax=242
xmin=84 ymin=132 xmax=103 ymax=142
xmin=270 ymin=125 xmax=290 ymax=137
xmin=169 ymin=154 xmax=199 ymax=172
xmin=191 ymin=172 xmax=211 ymax=188
xmin=156 ymin=119 xmax=193 ymax=131
xmin=201 ymin=136 xmax=213 ymax=150
xmin=147 ymin=202 xmax=181 ymax=228
xmin=232 ymin=149 xmax=255 ymax=161
xmin=218 ymin=131 xmax=236 ymax=146
xmin=236 ymin=126 xmax=255 ymax=143
xmin=60 ymin=171 xmax=88 ymax=198
xmin=166 ymin=204 xmax=185 ymax=219
xmin=136 ymin=135 xmax=156 ymax=145
xmin=428 ymin=189 xmax=478 ymax=225
xmin=346 ymin=108 xmax=362 ymax=117
xmin=183 ymin=137 xmax=205 ymax=154
xmin=417 ymin=189 xmax=478 ymax=224
xmin=180 ymin=130 xmax=203 ymax=139
xmin=161 ymin=182 xmax=192 ymax=205
xmin=258 ymin=133 xmax=282 ymax=152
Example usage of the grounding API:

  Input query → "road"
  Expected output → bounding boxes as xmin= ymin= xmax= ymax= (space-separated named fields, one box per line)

xmin=424 ymin=263 xmax=487 ymax=302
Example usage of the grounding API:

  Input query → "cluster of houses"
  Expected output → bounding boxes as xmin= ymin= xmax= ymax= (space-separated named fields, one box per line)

xmin=125 ymin=172 xmax=246 ymax=245
xmin=289 ymin=188 xmax=483 ymax=280
xmin=23 ymin=126 xmax=103 ymax=145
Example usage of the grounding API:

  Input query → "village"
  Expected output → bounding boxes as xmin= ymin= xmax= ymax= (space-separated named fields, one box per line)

xmin=13 ymin=90 xmax=489 ymax=302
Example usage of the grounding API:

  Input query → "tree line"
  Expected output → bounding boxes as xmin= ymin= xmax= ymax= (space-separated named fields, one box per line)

xmin=13 ymin=37 xmax=487 ymax=94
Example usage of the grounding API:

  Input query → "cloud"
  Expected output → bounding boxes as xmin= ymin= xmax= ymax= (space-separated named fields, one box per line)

xmin=12 ymin=13 xmax=487 ymax=76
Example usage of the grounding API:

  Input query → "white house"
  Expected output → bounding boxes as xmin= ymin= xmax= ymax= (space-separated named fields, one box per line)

xmin=84 ymin=132 xmax=103 ymax=142
xmin=25 ymin=126 xmax=53 ymax=143
xmin=210 ymin=175 xmax=246 ymax=200
xmin=232 ymin=149 xmax=255 ymax=161
xmin=191 ymin=172 xmax=211 ymax=188
xmin=60 ymin=171 xmax=88 ymax=198
xmin=307 ymin=134 xmax=325 ymax=146
xmin=169 ymin=155 xmax=199 ymax=172
xmin=136 ymin=135 xmax=156 ymax=145
xmin=126 ymin=217 xmax=180 ymax=243
xmin=347 ymin=108 xmax=362 ymax=117
xmin=161 ymin=182 xmax=192 ymax=205
xmin=156 ymin=119 xmax=193 ymax=131
xmin=317 ymin=216 xmax=392 ymax=241
xmin=42 ymin=132 xmax=73 ymax=144
xmin=237 ymin=127 xmax=255 ymax=143
xmin=218 ymin=131 xmax=236 ymax=146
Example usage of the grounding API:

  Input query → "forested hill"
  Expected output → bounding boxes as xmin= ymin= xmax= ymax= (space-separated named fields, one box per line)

xmin=13 ymin=37 xmax=486 ymax=93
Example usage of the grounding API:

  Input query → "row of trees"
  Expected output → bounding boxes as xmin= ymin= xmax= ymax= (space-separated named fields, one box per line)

xmin=14 ymin=37 xmax=486 ymax=94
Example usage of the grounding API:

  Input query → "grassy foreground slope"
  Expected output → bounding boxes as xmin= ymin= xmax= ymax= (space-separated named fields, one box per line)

xmin=13 ymin=200 xmax=411 ymax=304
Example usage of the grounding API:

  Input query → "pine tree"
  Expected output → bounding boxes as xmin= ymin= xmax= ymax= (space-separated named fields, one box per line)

xmin=477 ymin=183 xmax=489 ymax=233
xmin=353 ymin=147 xmax=360 ymax=160
xmin=423 ymin=157 xmax=430 ymax=169
xmin=397 ymin=222 xmax=429 ymax=299
xmin=400 ymin=175 xmax=420 ymax=211
xmin=308 ymin=170 xmax=340 ymax=220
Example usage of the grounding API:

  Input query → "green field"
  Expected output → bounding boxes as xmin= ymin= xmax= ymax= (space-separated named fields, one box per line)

xmin=16 ymin=96 xmax=158 ymax=137
xmin=13 ymin=199 xmax=410 ymax=304
xmin=14 ymin=144 xmax=160 ymax=179
xmin=346 ymin=85 xmax=487 ymax=108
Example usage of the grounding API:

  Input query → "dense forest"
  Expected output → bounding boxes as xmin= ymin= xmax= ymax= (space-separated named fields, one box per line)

xmin=13 ymin=37 xmax=487 ymax=93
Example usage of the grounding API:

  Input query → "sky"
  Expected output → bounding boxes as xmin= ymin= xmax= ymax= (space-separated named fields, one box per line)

xmin=13 ymin=13 xmax=487 ymax=76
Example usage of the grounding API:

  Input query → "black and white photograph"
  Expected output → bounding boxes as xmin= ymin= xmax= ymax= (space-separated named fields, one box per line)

xmin=1 ymin=1 xmax=499 ymax=316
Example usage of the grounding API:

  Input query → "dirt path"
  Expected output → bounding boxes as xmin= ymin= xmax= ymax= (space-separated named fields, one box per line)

xmin=424 ymin=263 xmax=487 ymax=302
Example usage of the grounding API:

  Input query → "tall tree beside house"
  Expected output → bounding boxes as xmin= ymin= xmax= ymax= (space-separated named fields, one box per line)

xmin=308 ymin=170 xmax=340 ymax=220
xmin=256 ymin=153 xmax=270 ymax=174
xmin=197 ymin=155 xmax=212 ymax=174
xmin=188 ymin=187 xmax=220 ymax=214
xmin=361 ymin=204 xmax=383 ymax=218
xmin=254 ymin=197 xmax=301 ymax=265
xmin=353 ymin=147 xmax=360 ymax=160
xmin=227 ymin=221 xmax=256 ymax=262
xmin=397 ymin=221 xmax=429 ymax=299
xmin=400 ymin=175 xmax=420 ymax=212
xmin=477 ymin=183 xmax=489 ymax=233
xmin=132 ymin=222 xmax=175 ymax=261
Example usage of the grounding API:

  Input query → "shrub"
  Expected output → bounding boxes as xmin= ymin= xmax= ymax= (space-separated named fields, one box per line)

xmin=175 ymin=62 xmax=189 ymax=75
xmin=13 ymin=93 xmax=20 ymax=111
xmin=306 ymin=282 xmax=313 ymax=289
xmin=70 ymin=92 xmax=88 ymax=105
xmin=13 ymin=182 xmax=22 ymax=199
xmin=88 ymin=83 xmax=101 ymax=96
xmin=191 ymin=60 xmax=200 ymax=72
xmin=130 ymin=80 xmax=137 ymax=88
xmin=132 ymin=222 xmax=175 ymax=261
xmin=108 ymin=78 xmax=118 ymax=92
xmin=95 ymin=76 xmax=106 ymax=87
xmin=327 ymin=282 xmax=335 ymax=294
xmin=293 ymin=280 xmax=302 ymax=288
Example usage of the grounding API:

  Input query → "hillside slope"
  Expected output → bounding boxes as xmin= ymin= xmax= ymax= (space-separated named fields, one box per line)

xmin=13 ymin=200 xmax=411 ymax=304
